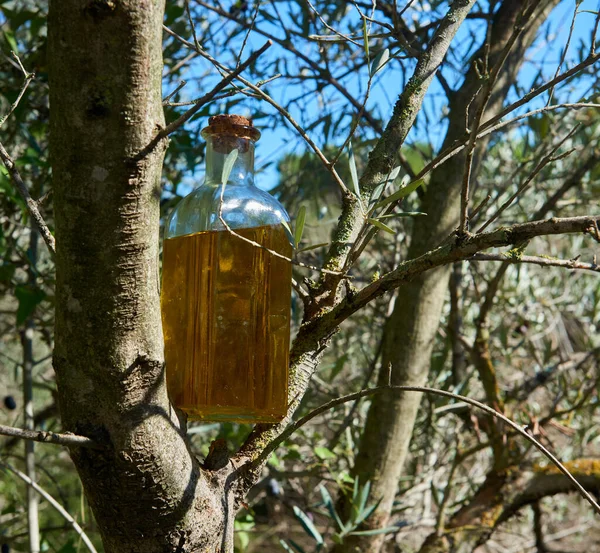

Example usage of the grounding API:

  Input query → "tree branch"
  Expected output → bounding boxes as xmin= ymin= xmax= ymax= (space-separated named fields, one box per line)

xmin=157 ymin=40 xmax=272 ymax=139
xmin=0 ymin=423 xmax=100 ymax=449
xmin=319 ymin=0 xmax=477 ymax=278
xmin=0 ymin=141 xmax=56 ymax=254
xmin=471 ymin=252 xmax=600 ymax=273
xmin=163 ymin=25 xmax=350 ymax=195
xmin=0 ymin=53 xmax=34 ymax=128
xmin=327 ymin=215 xmax=600 ymax=329
xmin=243 ymin=384 xmax=600 ymax=515
xmin=0 ymin=461 xmax=99 ymax=553
xmin=413 ymin=52 xmax=600 ymax=189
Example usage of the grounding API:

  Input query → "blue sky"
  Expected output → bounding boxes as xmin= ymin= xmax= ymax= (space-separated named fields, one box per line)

xmin=168 ymin=0 xmax=600 ymax=193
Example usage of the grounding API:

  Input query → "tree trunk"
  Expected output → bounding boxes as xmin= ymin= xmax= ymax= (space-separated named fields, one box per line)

xmin=48 ymin=2 xmax=227 ymax=551
xmin=338 ymin=2 xmax=559 ymax=552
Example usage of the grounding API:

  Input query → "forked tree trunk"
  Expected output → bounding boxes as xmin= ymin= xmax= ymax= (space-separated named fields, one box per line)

xmin=339 ymin=2 xmax=559 ymax=552
xmin=48 ymin=1 xmax=228 ymax=551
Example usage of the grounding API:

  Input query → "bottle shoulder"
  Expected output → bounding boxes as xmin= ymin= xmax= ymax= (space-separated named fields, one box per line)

xmin=166 ymin=183 xmax=290 ymax=239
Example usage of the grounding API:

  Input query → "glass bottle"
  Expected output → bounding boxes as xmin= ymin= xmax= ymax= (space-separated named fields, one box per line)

xmin=161 ymin=114 xmax=292 ymax=423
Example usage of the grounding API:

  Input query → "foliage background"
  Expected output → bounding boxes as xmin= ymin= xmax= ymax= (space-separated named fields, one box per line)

xmin=1 ymin=0 xmax=600 ymax=551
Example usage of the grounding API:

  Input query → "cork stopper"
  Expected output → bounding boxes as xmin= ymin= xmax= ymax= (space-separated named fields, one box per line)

xmin=209 ymin=114 xmax=252 ymax=127
xmin=201 ymin=114 xmax=261 ymax=142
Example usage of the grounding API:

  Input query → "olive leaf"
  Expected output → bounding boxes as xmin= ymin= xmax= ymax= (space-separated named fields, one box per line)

xmin=221 ymin=148 xmax=239 ymax=184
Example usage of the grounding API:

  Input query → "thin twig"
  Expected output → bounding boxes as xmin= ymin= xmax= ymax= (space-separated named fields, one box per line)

xmin=324 ymin=215 xmax=600 ymax=330
xmin=592 ymin=1 xmax=600 ymax=55
xmin=547 ymin=1 xmax=579 ymax=105
xmin=477 ymin=127 xmax=578 ymax=233
xmin=191 ymin=0 xmax=420 ymax=180
xmin=22 ymin=227 xmax=40 ymax=553
xmin=0 ymin=54 xmax=34 ymax=128
xmin=158 ymin=40 xmax=273 ymax=139
xmin=162 ymin=80 xmax=187 ymax=104
xmin=216 ymin=182 xmax=342 ymax=275
xmin=164 ymin=75 xmax=281 ymax=106
xmin=163 ymin=25 xmax=350 ymax=196
xmin=435 ymin=445 xmax=461 ymax=535
xmin=0 ymin=461 xmax=99 ymax=553
xmin=0 ymin=423 xmax=99 ymax=449
xmin=246 ymin=384 xmax=600 ymax=515
xmin=459 ymin=1 xmax=537 ymax=234
xmin=237 ymin=0 xmax=262 ymax=65
xmin=0 ymin=142 xmax=56 ymax=254
xmin=412 ymin=53 xmax=600 ymax=191
xmin=470 ymin=253 xmax=600 ymax=273
xmin=305 ymin=0 xmax=362 ymax=46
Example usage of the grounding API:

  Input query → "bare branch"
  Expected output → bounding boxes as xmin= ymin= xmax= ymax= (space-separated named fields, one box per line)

xmin=414 ymin=53 xmax=600 ymax=188
xmin=0 ymin=423 xmax=99 ymax=449
xmin=157 ymin=41 xmax=272 ymax=139
xmin=163 ymin=25 xmax=351 ymax=196
xmin=320 ymin=0 xmax=477 ymax=278
xmin=192 ymin=0 xmax=417 ymax=178
xmin=0 ymin=53 xmax=34 ymax=129
xmin=459 ymin=1 xmax=537 ymax=234
xmin=471 ymin=253 xmax=600 ymax=273
xmin=244 ymin=384 xmax=600 ymax=515
xmin=477 ymin=126 xmax=579 ymax=233
xmin=162 ymin=79 xmax=187 ymax=104
xmin=0 ymin=461 xmax=99 ymax=553
xmin=0 ymin=142 xmax=56 ymax=254
xmin=327 ymin=215 xmax=600 ymax=328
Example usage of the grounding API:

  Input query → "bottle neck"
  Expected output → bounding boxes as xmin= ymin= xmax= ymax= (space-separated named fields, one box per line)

xmin=204 ymin=135 xmax=256 ymax=187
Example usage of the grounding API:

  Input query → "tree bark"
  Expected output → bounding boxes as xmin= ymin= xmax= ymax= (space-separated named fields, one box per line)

xmin=339 ymin=2 xmax=559 ymax=552
xmin=48 ymin=2 xmax=227 ymax=551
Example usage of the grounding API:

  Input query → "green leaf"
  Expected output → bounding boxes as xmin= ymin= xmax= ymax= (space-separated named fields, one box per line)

xmin=339 ymin=472 xmax=354 ymax=484
xmin=387 ymin=166 xmax=402 ymax=182
xmin=268 ymin=452 xmax=282 ymax=469
xmin=332 ymin=534 xmax=344 ymax=545
xmin=279 ymin=540 xmax=299 ymax=553
xmin=314 ymin=446 xmax=336 ymax=460
xmin=349 ymin=527 xmax=398 ymax=536
xmin=371 ymin=166 xmax=403 ymax=205
xmin=358 ymin=480 xmax=371 ymax=514
xmin=376 ymin=212 xmax=427 ymax=219
xmin=352 ymin=477 xmax=360 ymax=504
xmin=370 ymin=48 xmax=389 ymax=76
xmin=3 ymin=29 xmax=18 ymax=53
xmin=289 ymin=539 xmax=308 ymax=553
xmin=348 ymin=142 xmax=361 ymax=201
xmin=319 ymin=485 xmax=345 ymax=531
xmin=367 ymin=218 xmax=395 ymax=235
xmin=374 ymin=179 xmax=425 ymax=209
xmin=296 ymin=242 xmax=328 ymax=253
xmin=237 ymin=531 xmax=250 ymax=551
xmin=294 ymin=205 xmax=306 ymax=248
xmin=281 ymin=219 xmax=293 ymax=241
xmin=15 ymin=285 xmax=45 ymax=325
xmin=355 ymin=502 xmax=379 ymax=525
xmin=221 ymin=148 xmax=239 ymax=184
xmin=362 ymin=17 xmax=369 ymax=60
xmin=293 ymin=506 xmax=324 ymax=545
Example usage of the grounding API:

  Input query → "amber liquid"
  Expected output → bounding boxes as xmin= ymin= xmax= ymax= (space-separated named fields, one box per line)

xmin=161 ymin=225 xmax=292 ymax=423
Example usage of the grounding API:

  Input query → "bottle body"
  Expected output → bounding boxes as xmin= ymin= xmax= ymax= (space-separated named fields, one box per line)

xmin=161 ymin=117 xmax=292 ymax=422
